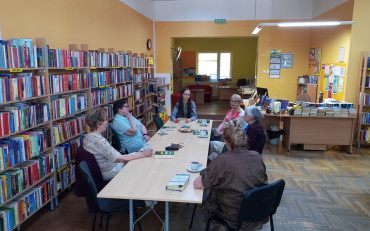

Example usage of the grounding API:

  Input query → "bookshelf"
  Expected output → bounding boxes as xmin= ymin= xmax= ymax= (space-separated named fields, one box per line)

xmin=356 ymin=51 xmax=370 ymax=147
xmin=0 ymin=38 xmax=156 ymax=230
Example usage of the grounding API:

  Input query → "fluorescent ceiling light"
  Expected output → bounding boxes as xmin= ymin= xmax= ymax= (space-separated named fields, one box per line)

xmin=251 ymin=21 xmax=354 ymax=35
xmin=278 ymin=21 xmax=340 ymax=27
xmin=252 ymin=26 xmax=262 ymax=35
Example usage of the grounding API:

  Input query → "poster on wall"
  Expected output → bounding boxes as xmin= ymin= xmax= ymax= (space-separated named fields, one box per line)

xmin=319 ymin=63 xmax=346 ymax=101
xmin=281 ymin=53 xmax=293 ymax=68
xmin=270 ymin=49 xmax=281 ymax=79
xmin=333 ymin=76 xmax=339 ymax=94
xmin=339 ymin=78 xmax=344 ymax=92
xmin=309 ymin=48 xmax=322 ymax=75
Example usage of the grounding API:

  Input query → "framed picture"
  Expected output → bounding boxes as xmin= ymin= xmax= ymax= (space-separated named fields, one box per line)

xmin=281 ymin=53 xmax=293 ymax=68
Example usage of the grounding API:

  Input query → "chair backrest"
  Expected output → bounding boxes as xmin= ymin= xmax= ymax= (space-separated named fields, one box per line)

xmin=297 ymin=93 xmax=311 ymax=102
xmin=78 ymin=161 xmax=101 ymax=210
xmin=256 ymin=132 xmax=266 ymax=155
xmin=237 ymin=179 xmax=285 ymax=225
xmin=111 ymin=129 xmax=122 ymax=152
xmin=153 ymin=115 xmax=164 ymax=130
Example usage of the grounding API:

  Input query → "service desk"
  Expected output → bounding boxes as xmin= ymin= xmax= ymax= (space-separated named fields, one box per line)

xmin=97 ymin=120 xmax=212 ymax=231
xmin=261 ymin=112 xmax=355 ymax=153
xmin=217 ymin=86 xmax=240 ymax=101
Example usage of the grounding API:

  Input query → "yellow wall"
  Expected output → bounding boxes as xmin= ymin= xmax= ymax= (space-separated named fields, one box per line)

xmin=346 ymin=0 xmax=370 ymax=103
xmin=311 ymin=0 xmax=353 ymax=102
xmin=0 ymin=0 xmax=153 ymax=53
xmin=156 ymin=20 xmax=311 ymax=101
xmin=174 ymin=37 xmax=258 ymax=82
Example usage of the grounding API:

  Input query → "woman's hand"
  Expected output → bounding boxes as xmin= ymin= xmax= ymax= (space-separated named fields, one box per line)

xmin=174 ymin=118 xmax=182 ymax=123
xmin=143 ymin=134 xmax=150 ymax=142
xmin=141 ymin=149 xmax=153 ymax=157
xmin=186 ymin=118 xmax=192 ymax=123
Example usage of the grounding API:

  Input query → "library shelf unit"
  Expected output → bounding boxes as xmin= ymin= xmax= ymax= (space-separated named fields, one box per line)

xmin=356 ymin=51 xmax=370 ymax=147
xmin=0 ymin=38 xmax=155 ymax=230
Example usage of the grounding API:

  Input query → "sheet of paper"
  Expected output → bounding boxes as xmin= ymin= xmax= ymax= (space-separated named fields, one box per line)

xmin=339 ymin=47 xmax=345 ymax=63
xmin=334 ymin=66 xmax=340 ymax=75
xmin=325 ymin=65 xmax=330 ymax=74
xmin=339 ymin=78 xmax=344 ymax=92
xmin=269 ymin=74 xmax=280 ymax=79
xmin=339 ymin=67 xmax=346 ymax=77
xmin=329 ymin=74 xmax=335 ymax=83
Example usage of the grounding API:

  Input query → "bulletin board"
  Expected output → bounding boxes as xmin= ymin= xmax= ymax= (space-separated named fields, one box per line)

xmin=319 ymin=63 xmax=346 ymax=101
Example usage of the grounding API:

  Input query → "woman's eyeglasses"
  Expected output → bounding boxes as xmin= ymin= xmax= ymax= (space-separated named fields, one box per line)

xmin=230 ymin=100 xmax=240 ymax=104
xmin=123 ymin=105 xmax=130 ymax=108
xmin=183 ymin=94 xmax=191 ymax=96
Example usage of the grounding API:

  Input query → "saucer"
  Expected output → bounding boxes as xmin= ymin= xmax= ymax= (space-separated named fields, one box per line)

xmin=158 ymin=131 xmax=168 ymax=135
xmin=198 ymin=134 xmax=209 ymax=138
xmin=186 ymin=166 xmax=204 ymax=173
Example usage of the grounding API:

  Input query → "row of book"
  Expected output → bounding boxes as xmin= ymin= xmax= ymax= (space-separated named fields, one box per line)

xmin=0 ymin=74 xmax=47 ymax=102
xmin=101 ymin=123 xmax=112 ymax=140
xmin=359 ymin=129 xmax=370 ymax=142
xmin=364 ymin=76 xmax=370 ymax=88
xmin=49 ymin=73 xmax=90 ymax=94
xmin=0 ymin=127 xmax=52 ymax=171
xmin=134 ymin=103 xmax=146 ymax=117
xmin=91 ymin=88 xmax=120 ymax=107
xmin=134 ymin=88 xmax=146 ymax=101
xmin=0 ymin=39 xmax=44 ymax=69
xmin=0 ymin=154 xmax=54 ymax=204
xmin=57 ymin=163 xmax=75 ymax=192
xmin=361 ymin=93 xmax=370 ymax=106
xmin=48 ymin=49 xmax=88 ymax=68
xmin=52 ymin=115 xmax=86 ymax=146
xmin=90 ymin=69 xmax=131 ymax=88
xmin=133 ymin=74 xmax=149 ymax=84
xmin=361 ymin=112 xmax=370 ymax=124
xmin=107 ymin=52 xmax=132 ymax=67
xmin=50 ymin=94 xmax=88 ymax=120
xmin=0 ymin=103 xmax=50 ymax=137
xmin=102 ymin=104 xmax=113 ymax=120
xmin=0 ymin=178 xmax=55 ymax=231
xmin=294 ymin=108 xmax=357 ymax=117
xmin=55 ymin=136 xmax=83 ymax=170
xmin=132 ymin=55 xmax=148 ymax=68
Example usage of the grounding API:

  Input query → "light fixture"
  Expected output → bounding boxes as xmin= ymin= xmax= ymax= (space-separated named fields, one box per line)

xmin=251 ymin=21 xmax=354 ymax=35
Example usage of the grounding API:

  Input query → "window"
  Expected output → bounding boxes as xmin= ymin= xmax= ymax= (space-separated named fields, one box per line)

xmin=198 ymin=52 xmax=231 ymax=81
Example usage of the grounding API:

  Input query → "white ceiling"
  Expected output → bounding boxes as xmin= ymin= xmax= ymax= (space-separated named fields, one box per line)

xmin=120 ymin=0 xmax=348 ymax=21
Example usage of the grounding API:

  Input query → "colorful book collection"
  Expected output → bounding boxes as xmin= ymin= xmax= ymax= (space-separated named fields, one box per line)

xmin=88 ymin=51 xmax=109 ymax=67
xmin=0 ymin=178 xmax=55 ymax=231
xmin=364 ymin=76 xmax=370 ymax=88
xmin=52 ymin=115 xmax=86 ymax=146
xmin=55 ymin=136 xmax=83 ymax=170
xmin=132 ymin=55 xmax=147 ymax=68
xmin=117 ymin=84 xmax=132 ymax=99
xmin=50 ymin=93 xmax=88 ymax=120
xmin=49 ymin=73 xmax=90 ymax=94
xmin=101 ymin=123 xmax=112 ymax=140
xmin=362 ymin=93 xmax=370 ymax=106
xmin=134 ymin=103 xmax=146 ymax=117
xmin=359 ymin=129 xmax=370 ymax=142
xmin=0 ymin=153 xmax=54 ymax=204
xmin=90 ymin=69 xmax=131 ymax=88
xmin=0 ymin=73 xmax=47 ymax=103
xmin=108 ymin=52 xmax=132 ymax=67
xmin=361 ymin=112 xmax=370 ymax=124
xmin=134 ymin=88 xmax=146 ymax=101
xmin=133 ymin=74 xmax=149 ymax=84
xmin=0 ymin=103 xmax=50 ymax=136
xmin=0 ymin=39 xmax=45 ymax=69
xmin=57 ymin=163 xmax=75 ymax=192
xmin=48 ymin=48 xmax=88 ymax=68
xmin=91 ymin=88 xmax=116 ymax=107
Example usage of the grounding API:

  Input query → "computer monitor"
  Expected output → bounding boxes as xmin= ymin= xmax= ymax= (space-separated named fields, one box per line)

xmin=256 ymin=87 xmax=269 ymax=97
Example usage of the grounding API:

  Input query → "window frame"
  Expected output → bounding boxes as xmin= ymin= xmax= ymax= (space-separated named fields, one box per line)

xmin=197 ymin=51 xmax=232 ymax=81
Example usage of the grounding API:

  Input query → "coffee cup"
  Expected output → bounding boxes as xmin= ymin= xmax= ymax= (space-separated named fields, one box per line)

xmin=191 ymin=161 xmax=201 ymax=171
xmin=201 ymin=119 xmax=207 ymax=125
xmin=142 ymin=143 xmax=151 ymax=151
xmin=159 ymin=128 xmax=167 ymax=134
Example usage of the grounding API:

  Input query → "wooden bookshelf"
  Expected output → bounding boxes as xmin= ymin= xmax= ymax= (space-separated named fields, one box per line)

xmin=0 ymin=38 xmax=159 ymax=229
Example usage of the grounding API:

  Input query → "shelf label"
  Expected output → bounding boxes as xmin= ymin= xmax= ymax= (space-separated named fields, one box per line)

xmin=110 ymin=66 xmax=119 ymax=69
xmin=90 ymin=66 xmax=97 ymax=69
xmin=10 ymin=68 xmax=23 ymax=72
xmin=215 ymin=19 xmax=227 ymax=24
xmin=66 ymin=67 xmax=74 ymax=70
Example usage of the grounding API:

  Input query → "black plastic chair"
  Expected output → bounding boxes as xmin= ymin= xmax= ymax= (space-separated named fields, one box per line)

xmin=153 ymin=115 xmax=164 ymax=130
xmin=205 ymin=179 xmax=285 ymax=231
xmin=111 ymin=129 xmax=122 ymax=153
xmin=257 ymin=132 xmax=267 ymax=155
xmin=78 ymin=161 xmax=144 ymax=231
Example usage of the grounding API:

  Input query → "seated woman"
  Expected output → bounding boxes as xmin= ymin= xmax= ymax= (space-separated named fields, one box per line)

xmin=112 ymin=99 xmax=150 ymax=153
xmin=170 ymin=88 xmax=197 ymax=123
xmin=194 ymin=120 xmax=268 ymax=231
xmin=244 ymin=105 xmax=265 ymax=153
xmin=83 ymin=107 xmax=153 ymax=181
xmin=211 ymin=94 xmax=245 ymax=141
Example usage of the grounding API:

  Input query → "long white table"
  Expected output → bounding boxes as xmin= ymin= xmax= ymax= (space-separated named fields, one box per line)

xmin=97 ymin=119 xmax=212 ymax=231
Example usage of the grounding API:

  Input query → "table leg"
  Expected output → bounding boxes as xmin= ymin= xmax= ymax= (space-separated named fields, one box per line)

xmin=165 ymin=201 xmax=169 ymax=231
xmin=129 ymin=199 xmax=134 ymax=231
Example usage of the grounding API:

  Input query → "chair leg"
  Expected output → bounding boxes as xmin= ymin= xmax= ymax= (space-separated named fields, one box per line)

xmin=99 ymin=214 xmax=104 ymax=228
xmin=205 ymin=218 xmax=211 ymax=231
xmin=189 ymin=204 xmax=197 ymax=230
xmin=270 ymin=215 xmax=274 ymax=231
xmin=134 ymin=208 xmax=143 ymax=231
xmin=105 ymin=214 xmax=112 ymax=231
xmin=92 ymin=212 xmax=97 ymax=231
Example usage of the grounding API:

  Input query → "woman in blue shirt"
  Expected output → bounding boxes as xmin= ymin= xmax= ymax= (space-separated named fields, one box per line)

xmin=171 ymin=88 xmax=198 ymax=123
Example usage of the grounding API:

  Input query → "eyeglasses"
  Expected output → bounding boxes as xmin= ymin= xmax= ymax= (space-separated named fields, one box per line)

xmin=183 ymin=94 xmax=190 ymax=96
xmin=123 ymin=105 xmax=130 ymax=108
xmin=230 ymin=100 xmax=240 ymax=104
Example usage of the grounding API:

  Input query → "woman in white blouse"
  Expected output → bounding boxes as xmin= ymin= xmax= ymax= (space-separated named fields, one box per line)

xmin=83 ymin=107 xmax=153 ymax=181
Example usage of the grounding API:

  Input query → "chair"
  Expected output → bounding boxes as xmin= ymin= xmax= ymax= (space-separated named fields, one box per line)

xmin=78 ymin=161 xmax=145 ymax=231
xmin=257 ymin=132 xmax=267 ymax=155
xmin=205 ymin=179 xmax=285 ymax=231
xmin=297 ymin=93 xmax=311 ymax=102
xmin=153 ymin=115 xmax=164 ymax=130
xmin=111 ymin=129 xmax=122 ymax=153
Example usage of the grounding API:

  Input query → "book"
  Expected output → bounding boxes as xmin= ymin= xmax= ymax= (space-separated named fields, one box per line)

xmin=162 ymin=126 xmax=176 ymax=130
xmin=193 ymin=129 xmax=208 ymax=135
xmin=154 ymin=151 xmax=175 ymax=159
xmin=165 ymin=173 xmax=190 ymax=191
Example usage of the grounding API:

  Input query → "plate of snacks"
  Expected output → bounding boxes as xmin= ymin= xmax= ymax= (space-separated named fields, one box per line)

xmin=169 ymin=142 xmax=185 ymax=148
